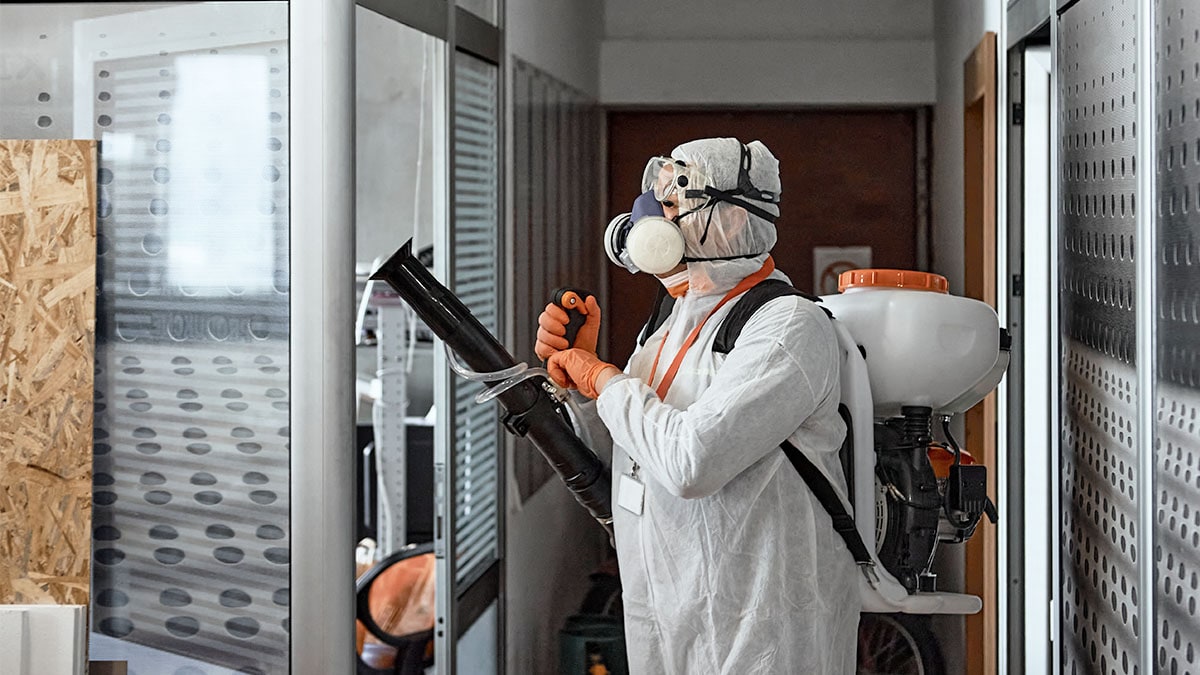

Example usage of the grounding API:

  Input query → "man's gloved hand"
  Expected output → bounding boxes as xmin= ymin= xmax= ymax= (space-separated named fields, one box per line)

xmin=535 ymin=295 xmax=601 ymax=360
xmin=546 ymin=348 xmax=619 ymax=400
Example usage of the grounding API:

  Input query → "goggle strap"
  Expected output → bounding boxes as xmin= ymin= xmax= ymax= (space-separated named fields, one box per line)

xmin=699 ymin=205 xmax=717 ymax=245
xmin=737 ymin=143 xmax=779 ymax=204
xmin=685 ymin=187 xmax=779 ymax=223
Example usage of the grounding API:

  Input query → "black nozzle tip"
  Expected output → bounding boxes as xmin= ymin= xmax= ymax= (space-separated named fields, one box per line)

xmin=369 ymin=238 xmax=414 ymax=281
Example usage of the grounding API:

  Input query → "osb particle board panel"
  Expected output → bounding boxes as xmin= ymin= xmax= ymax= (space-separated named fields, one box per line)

xmin=0 ymin=139 xmax=96 ymax=606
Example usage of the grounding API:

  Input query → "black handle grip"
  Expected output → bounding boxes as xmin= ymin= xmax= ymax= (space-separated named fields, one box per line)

xmin=553 ymin=287 xmax=592 ymax=349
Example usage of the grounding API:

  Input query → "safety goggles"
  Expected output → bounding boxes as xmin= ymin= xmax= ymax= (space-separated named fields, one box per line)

xmin=641 ymin=156 xmax=705 ymax=205
xmin=642 ymin=145 xmax=781 ymax=227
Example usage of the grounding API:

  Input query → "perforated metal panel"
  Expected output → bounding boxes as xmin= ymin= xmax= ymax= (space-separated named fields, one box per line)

xmin=1154 ymin=1 xmax=1200 ymax=673
xmin=1061 ymin=345 xmax=1140 ymax=674
xmin=1059 ymin=1 xmax=1143 ymax=672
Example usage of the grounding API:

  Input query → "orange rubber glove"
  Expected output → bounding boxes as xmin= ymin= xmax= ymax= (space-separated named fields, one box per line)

xmin=546 ymin=348 xmax=618 ymax=400
xmin=535 ymin=295 xmax=601 ymax=360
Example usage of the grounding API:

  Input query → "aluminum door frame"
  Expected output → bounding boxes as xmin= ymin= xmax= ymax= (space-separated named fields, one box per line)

xmin=290 ymin=1 xmax=357 ymax=673
xmin=1005 ymin=39 xmax=1055 ymax=675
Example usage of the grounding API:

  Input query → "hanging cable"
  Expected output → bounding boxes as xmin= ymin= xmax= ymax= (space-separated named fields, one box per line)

xmin=411 ymin=35 xmax=429 ymax=256
xmin=941 ymin=416 xmax=963 ymax=465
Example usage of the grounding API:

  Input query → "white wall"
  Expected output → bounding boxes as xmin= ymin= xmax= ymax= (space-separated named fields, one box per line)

xmin=507 ymin=0 xmax=604 ymax=97
xmin=931 ymin=1 xmax=1002 ymax=294
xmin=503 ymin=2 xmax=608 ymax=674
xmin=600 ymin=0 xmax=936 ymax=105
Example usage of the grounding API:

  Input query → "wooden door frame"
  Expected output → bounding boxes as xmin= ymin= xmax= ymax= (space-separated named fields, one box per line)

xmin=963 ymin=31 xmax=999 ymax=675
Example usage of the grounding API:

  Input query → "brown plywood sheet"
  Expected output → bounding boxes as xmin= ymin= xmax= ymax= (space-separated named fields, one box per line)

xmin=0 ymin=139 xmax=97 ymax=605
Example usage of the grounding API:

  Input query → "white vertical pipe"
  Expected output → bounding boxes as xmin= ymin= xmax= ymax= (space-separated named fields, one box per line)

xmin=1135 ymin=1 xmax=1157 ymax=674
xmin=289 ymin=0 xmax=356 ymax=673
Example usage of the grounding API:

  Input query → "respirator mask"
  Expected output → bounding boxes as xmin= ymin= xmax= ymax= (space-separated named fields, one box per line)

xmin=603 ymin=144 xmax=781 ymax=275
xmin=604 ymin=190 xmax=686 ymax=275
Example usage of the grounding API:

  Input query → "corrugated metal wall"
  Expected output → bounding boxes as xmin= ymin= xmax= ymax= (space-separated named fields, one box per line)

xmin=509 ymin=58 xmax=603 ymax=501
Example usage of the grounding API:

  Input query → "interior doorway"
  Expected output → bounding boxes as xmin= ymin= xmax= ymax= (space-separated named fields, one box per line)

xmin=605 ymin=109 xmax=929 ymax=365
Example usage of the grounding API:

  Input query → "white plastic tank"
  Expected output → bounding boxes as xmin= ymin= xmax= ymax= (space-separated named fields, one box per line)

xmin=819 ymin=269 xmax=1007 ymax=418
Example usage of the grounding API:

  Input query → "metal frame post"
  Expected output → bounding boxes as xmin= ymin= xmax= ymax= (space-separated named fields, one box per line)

xmin=289 ymin=0 xmax=357 ymax=672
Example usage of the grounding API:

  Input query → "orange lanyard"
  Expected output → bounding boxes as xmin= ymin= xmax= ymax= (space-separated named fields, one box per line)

xmin=646 ymin=257 xmax=775 ymax=400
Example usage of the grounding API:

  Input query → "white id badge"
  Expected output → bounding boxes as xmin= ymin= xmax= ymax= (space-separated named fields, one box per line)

xmin=617 ymin=473 xmax=645 ymax=515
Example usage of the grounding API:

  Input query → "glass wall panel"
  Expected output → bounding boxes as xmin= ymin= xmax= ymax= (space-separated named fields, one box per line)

xmin=0 ymin=4 xmax=290 ymax=673
xmin=354 ymin=6 xmax=444 ymax=555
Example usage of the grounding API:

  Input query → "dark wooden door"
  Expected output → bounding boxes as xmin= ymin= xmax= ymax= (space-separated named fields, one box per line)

xmin=605 ymin=109 xmax=924 ymax=366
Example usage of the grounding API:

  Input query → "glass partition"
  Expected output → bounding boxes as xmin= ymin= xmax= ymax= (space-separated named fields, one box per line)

xmin=354 ymin=5 xmax=445 ymax=556
xmin=0 ymin=3 xmax=290 ymax=673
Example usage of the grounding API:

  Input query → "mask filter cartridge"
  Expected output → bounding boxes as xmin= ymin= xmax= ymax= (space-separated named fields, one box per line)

xmin=603 ymin=190 xmax=686 ymax=275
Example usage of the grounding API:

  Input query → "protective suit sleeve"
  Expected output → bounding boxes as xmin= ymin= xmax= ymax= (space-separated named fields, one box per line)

xmin=569 ymin=393 xmax=614 ymax=465
xmin=596 ymin=297 xmax=839 ymax=499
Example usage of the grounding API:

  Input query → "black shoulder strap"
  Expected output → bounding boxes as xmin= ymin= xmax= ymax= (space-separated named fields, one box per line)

xmin=712 ymin=278 xmax=823 ymax=354
xmin=637 ymin=283 xmax=676 ymax=347
xmin=781 ymin=440 xmax=873 ymax=567
xmin=712 ymin=279 xmax=871 ymax=568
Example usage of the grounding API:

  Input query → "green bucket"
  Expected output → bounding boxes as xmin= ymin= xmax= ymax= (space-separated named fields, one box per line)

xmin=558 ymin=614 xmax=628 ymax=675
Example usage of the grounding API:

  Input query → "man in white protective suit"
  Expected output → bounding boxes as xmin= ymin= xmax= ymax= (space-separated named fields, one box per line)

xmin=536 ymin=137 xmax=861 ymax=673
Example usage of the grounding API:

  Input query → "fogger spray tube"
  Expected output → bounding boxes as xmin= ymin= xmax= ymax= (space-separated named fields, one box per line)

xmin=370 ymin=240 xmax=614 ymax=536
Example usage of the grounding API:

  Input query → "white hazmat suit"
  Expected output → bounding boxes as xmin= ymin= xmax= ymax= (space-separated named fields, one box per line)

xmin=594 ymin=138 xmax=860 ymax=673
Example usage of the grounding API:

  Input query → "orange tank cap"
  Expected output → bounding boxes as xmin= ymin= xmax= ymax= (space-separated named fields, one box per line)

xmin=838 ymin=269 xmax=949 ymax=294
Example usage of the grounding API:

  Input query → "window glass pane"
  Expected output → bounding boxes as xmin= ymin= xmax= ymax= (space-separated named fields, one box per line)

xmin=354 ymin=7 xmax=443 ymax=554
xmin=0 ymin=3 xmax=291 ymax=673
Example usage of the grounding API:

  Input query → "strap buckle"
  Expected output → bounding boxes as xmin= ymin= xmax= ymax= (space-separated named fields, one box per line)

xmin=858 ymin=561 xmax=880 ymax=588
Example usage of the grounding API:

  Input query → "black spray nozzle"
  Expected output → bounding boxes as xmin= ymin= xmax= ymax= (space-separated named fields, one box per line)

xmin=370 ymin=239 xmax=472 ymax=340
xmin=370 ymin=239 xmax=614 ymax=536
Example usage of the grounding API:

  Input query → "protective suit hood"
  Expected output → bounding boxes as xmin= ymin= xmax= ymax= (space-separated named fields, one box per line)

xmin=669 ymin=138 xmax=782 ymax=296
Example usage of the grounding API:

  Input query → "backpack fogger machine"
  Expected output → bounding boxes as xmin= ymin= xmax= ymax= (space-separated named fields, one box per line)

xmin=821 ymin=268 xmax=1008 ymax=614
